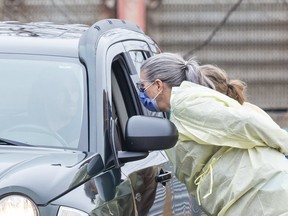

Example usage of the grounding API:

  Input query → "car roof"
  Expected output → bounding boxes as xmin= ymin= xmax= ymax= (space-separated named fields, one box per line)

xmin=0 ymin=21 xmax=89 ymax=57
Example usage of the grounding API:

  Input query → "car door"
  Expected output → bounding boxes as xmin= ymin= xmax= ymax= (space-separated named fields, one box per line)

xmin=87 ymin=39 xmax=161 ymax=216
xmin=107 ymin=46 xmax=170 ymax=215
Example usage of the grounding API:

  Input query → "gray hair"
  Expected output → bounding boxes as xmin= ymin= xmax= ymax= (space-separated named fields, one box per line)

xmin=141 ymin=53 xmax=215 ymax=89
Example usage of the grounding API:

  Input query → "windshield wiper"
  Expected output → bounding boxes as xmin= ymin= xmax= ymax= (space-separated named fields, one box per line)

xmin=0 ymin=137 xmax=31 ymax=146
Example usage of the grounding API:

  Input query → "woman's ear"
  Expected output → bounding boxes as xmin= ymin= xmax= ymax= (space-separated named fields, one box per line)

xmin=154 ymin=79 xmax=163 ymax=91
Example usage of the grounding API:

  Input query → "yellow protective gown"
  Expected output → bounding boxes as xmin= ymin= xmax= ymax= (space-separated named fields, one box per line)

xmin=165 ymin=81 xmax=288 ymax=216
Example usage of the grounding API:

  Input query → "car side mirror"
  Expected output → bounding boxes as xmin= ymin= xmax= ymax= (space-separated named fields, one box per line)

xmin=124 ymin=115 xmax=178 ymax=152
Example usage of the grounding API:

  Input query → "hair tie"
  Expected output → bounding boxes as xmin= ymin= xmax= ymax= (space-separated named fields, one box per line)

xmin=183 ymin=61 xmax=189 ymax=70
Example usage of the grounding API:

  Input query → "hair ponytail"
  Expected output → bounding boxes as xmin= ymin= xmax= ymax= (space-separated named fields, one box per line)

xmin=199 ymin=64 xmax=247 ymax=104
xmin=226 ymin=80 xmax=247 ymax=105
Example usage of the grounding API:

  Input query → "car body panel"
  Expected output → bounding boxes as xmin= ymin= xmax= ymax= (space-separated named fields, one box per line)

xmin=0 ymin=146 xmax=103 ymax=204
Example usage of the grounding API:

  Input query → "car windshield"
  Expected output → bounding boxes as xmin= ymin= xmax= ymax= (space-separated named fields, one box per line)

xmin=0 ymin=58 xmax=85 ymax=149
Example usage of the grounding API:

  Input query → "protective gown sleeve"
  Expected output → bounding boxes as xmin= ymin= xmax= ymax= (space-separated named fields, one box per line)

xmin=170 ymin=81 xmax=288 ymax=154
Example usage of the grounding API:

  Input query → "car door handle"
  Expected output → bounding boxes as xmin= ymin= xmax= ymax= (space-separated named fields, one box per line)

xmin=155 ymin=168 xmax=172 ymax=186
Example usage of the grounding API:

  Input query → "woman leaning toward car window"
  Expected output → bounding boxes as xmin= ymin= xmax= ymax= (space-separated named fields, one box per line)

xmin=138 ymin=52 xmax=288 ymax=215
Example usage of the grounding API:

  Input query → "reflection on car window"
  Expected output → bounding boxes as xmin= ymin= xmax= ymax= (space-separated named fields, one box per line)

xmin=129 ymin=50 xmax=149 ymax=89
xmin=129 ymin=51 xmax=147 ymax=76
xmin=0 ymin=59 xmax=85 ymax=149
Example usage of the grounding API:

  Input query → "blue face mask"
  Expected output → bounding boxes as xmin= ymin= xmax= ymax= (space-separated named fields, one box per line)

xmin=139 ymin=91 xmax=160 ymax=112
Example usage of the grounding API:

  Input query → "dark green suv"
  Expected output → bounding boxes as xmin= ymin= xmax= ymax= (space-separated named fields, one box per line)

xmin=0 ymin=19 xmax=202 ymax=216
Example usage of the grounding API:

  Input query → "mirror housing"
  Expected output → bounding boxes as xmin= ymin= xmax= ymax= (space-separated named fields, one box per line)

xmin=124 ymin=116 xmax=178 ymax=152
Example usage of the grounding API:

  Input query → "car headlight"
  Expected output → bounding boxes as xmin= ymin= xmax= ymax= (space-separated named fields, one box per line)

xmin=0 ymin=195 xmax=39 ymax=216
xmin=57 ymin=206 xmax=88 ymax=216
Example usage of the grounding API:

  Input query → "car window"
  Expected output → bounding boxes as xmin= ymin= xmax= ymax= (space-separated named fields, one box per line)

xmin=0 ymin=58 xmax=85 ymax=149
xmin=111 ymin=56 xmax=137 ymax=140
